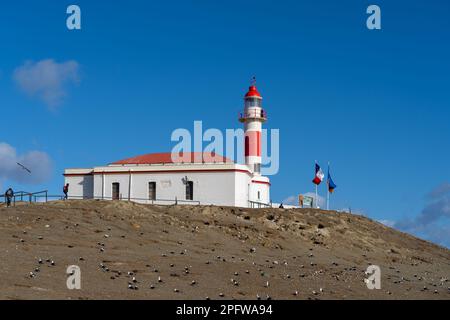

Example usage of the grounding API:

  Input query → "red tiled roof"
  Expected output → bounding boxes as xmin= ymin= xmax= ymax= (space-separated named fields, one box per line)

xmin=111 ymin=152 xmax=234 ymax=165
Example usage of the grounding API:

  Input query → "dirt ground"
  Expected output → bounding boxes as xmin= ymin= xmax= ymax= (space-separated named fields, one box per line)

xmin=0 ymin=200 xmax=448 ymax=300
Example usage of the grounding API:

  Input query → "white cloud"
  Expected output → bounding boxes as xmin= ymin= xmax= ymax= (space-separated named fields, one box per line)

xmin=0 ymin=142 xmax=53 ymax=186
xmin=392 ymin=183 xmax=450 ymax=248
xmin=13 ymin=59 xmax=80 ymax=109
xmin=282 ymin=195 xmax=298 ymax=206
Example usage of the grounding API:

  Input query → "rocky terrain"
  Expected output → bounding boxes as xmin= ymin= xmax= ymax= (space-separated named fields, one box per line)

xmin=0 ymin=200 xmax=448 ymax=300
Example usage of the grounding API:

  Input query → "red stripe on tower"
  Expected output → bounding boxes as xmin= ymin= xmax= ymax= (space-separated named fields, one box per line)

xmin=245 ymin=131 xmax=261 ymax=157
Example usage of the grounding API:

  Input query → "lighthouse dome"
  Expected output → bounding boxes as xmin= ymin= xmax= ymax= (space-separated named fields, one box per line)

xmin=245 ymin=85 xmax=262 ymax=99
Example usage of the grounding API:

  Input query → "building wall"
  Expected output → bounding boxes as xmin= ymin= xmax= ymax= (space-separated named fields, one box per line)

xmin=93 ymin=173 xmax=103 ymax=199
xmin=65 ymin=175 xmax=93 ymax=199
xmin=92 ymin=171 xmax=238 ymax=206
xmin=100 ymin=173 xmax=131 ymax=201
xmin=235 ymin=171 xmax=251 ymax=207
xmin=65 ymin=165 xmax=271 ymax=208
xmin=249 ymin=181 xmax=270 ymax=206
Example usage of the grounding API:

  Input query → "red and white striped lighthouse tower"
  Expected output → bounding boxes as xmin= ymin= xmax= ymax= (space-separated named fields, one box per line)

xmin=239 ymin=78 xmax=267 ymax=175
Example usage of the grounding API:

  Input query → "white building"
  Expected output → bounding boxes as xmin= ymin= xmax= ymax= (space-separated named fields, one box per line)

xmin=64 ymin=83 xmax=271 ymax=208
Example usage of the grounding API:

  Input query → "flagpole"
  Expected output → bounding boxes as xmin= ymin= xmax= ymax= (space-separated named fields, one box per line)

xmin=315 ymin=160 xmax=319 ymax=209
xmin=327 ymin=162 xmax=330 ymax=210
xmin=315 ymin=184 xmax=318 ymax=209
xmin=327 ymin=189 xmax=330 ymax=210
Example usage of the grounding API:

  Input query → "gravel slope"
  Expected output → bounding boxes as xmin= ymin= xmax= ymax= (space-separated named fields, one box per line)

xmin=0 ymin=200 xmax=448 ymax=300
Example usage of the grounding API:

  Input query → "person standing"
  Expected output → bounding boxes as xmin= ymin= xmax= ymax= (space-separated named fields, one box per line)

xmin=5 ymin=188 xmax=14 ymax=207
xmin=63 ymin=183 xmax=69 ymax=200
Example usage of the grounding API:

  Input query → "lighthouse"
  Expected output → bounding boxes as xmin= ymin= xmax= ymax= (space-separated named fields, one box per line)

xmin=240 ymin=79 xmax=267 ymax=175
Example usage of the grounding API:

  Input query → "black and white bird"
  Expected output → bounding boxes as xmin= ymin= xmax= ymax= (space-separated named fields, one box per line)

xmin=17 ymin=162 xmax=31 ymax=174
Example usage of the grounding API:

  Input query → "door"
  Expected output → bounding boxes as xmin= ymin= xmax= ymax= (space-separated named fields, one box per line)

xmin=112 ymin=183 xmax=120 ymax=200
xmin=149 ymin=182 xmax=156 ymax=200
xmin=186 ymin=181 xmax=193 ymax=200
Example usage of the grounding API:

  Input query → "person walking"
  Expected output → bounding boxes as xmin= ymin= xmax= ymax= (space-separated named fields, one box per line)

xmin=63 ymin=183 xmax=69 ymax=200
xmin=5 ymin=188 xmax=14 ymax=207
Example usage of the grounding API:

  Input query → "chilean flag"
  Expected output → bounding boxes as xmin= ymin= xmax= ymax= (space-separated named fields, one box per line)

xmin=312 ymin=163 xmax=325 ymax=185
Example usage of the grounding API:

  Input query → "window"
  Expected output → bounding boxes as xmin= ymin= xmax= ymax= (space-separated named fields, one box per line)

xmin=112 ymin=183 xmax=120 ymax=200
xmin=186 ymin=181 xmax=193 ymax=200
xmin=245 ymin=98 xmax=261 ymax=108
xmin=258 ymin=191 xmax=261 ymax=200
xmin=149 ymin=182 xmax=156 ymax=200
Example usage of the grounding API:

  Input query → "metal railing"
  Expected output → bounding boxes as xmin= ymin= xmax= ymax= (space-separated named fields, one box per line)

xmin=248 ymin=200 xmax=272 ymax=208
xmin=65 ymin=195 xmax=201 ymax=205
xmin=14 ymin=193 xmax=201 ymax=206
xmin=238 ymin=109 xmax=267 ymax=122
xmin=2 ymin=190 xmax=269 ymax=209
xmin=0 ymin=190 xmax=49 ymax=207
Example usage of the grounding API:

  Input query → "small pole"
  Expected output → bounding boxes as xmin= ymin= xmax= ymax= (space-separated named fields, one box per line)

xmin=327 ymin=189 xmax=330 ymax=211
xmin=326 ymin=162 xmax=330 ymax=211
xmin=314 ymin=160 xmax=318 ymax=208
xmin=315 ymin=184 xmax=318 ymax=209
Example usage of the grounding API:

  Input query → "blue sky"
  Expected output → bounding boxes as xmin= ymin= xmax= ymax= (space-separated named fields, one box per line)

xmin=0 ymin=1 xmax=449 ymax=247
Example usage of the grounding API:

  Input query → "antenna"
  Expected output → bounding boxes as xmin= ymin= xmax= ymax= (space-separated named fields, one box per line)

xmin=251 ymin=76 xmax=256 ymax=86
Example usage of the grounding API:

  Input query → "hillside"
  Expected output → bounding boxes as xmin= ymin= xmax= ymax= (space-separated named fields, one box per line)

xmin=0 ymin=200 xmax=448 ymax=300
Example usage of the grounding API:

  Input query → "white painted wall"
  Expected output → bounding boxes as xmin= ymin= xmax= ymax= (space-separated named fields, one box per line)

xmin=65 ymin=175 xmax=93 ymax=199
xmin=249 ymin=182 xmax=270 ymax=206
xmin=115 ymin=171 xmax=237 ymax=206
xmin=64 ymin=163 xmax=271 ymax=208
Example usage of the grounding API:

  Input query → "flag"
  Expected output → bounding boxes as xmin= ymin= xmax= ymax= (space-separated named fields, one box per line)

xmin=312 ymin=163 xmax=324 ymax=185
xmin=327 ymin=171 xmax=337 ymax=193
